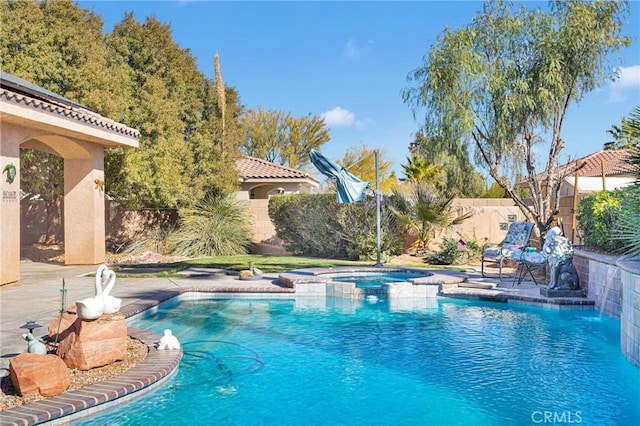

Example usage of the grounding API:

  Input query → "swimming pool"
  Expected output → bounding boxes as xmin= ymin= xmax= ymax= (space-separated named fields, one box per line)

xmin=79 ymin=297 xmax=640 ymax=425
xmin=328 ymin=272 xmax=427 ymax=287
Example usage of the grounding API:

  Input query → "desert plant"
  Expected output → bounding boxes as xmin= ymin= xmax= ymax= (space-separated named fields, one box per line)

xmin=124 ymin=224 xmax=177 ymax=255
xmin=171 ymin=193 xmax=251 ymax=257
xmin=389 ymin=184 xmax=472 ymax=250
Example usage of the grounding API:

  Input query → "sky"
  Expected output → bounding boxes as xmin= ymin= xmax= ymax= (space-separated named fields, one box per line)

xmin=79 ymin=0 xmax=640 ymax=177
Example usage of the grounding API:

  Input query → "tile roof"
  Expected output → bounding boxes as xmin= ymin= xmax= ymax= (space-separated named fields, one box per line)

xmin=237 ymin=156 xmax=319 ymax=183
xmin=558 ymin=149 xmax=634 ymax=177
xmin=1 ymin=73 xmax=140 ymax=139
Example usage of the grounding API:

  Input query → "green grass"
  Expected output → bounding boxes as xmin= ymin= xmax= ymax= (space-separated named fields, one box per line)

xmin=181 ymin=255 xmax=373 ymax=273
xmin=110 ymin=254 xmax=466 ymax=277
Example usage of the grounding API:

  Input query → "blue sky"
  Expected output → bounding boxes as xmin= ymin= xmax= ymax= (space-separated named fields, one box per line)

xmin=80 ymin=0 xmax=640 ymax=177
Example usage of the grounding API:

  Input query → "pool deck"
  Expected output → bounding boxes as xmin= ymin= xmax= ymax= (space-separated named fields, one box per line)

xmin=0 ymin=261 xmax=594 ymax=425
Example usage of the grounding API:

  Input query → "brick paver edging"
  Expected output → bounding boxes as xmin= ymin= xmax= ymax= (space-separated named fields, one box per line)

xmin=0 ymin=328 xmax=181 ymax=426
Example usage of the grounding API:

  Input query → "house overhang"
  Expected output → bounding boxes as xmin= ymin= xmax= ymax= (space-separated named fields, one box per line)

xmin=239 ymin=177 xmax=320 ymax=189
xmin=1 ymin=95 xmax=139 ymax=149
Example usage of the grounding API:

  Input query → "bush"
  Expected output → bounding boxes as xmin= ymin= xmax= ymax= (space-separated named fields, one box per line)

xmin=269 ymin=193 xmax=404 ymax=260
xmin=426 ymin=238 xmax=482 ymax=265
xmin=269 ymin=194 xmax=346 ymax=258
xmin=124 ymin=223 xmax=176 ymax=256
xmin=577 ymin=190 xmax=624 ymax=253
xmin=611 ymin=185 xmax=640 ymax=257
xmin=171 ymin=193 xmax=251 ymax=257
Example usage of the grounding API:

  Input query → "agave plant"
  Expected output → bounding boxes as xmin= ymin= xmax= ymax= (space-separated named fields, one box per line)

xmin=172 ymin=193 xmax=251 ymax=257
xmin=389 ymin=184 xmax=472 ymax=250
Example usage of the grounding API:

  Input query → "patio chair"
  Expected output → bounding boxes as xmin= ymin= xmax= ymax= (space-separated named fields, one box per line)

xmin=510 ymin=226 xmax=561 ymax=286
xmin=481 ymin=221 xmax=534 ymax=280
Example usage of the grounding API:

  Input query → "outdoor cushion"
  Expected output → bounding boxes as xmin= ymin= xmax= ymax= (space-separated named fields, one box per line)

xmin=481 ymin=221 xmax=535 ymax=279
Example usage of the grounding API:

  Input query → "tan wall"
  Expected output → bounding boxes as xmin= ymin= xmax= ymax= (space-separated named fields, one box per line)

xmin=245 ymin=199 xmax=276 ymax=243
xmin=432 ymin=198 xmax=525 ymax=248
xmin=105 ymin=201 xmax=178 ymax=250
xmin=19 ymin=195 xmax=585 ymax=254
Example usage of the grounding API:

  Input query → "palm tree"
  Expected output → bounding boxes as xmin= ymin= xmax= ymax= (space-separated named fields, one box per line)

xmin=389 ymin=184 xmax=472 ymax=251
xmin=605 ymin=106 xmax=640 ymax=150
xmin=400 ymin=153 xmax=445 ymax=191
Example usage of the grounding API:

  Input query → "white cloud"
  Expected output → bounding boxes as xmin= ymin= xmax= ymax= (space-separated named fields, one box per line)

xmin=321 ymin=106 xmax=355 ymax=127
xmin=608 ymin=65 xmax=640 ymax=103
xmin=343 ymin=37 xmax=374 ymax=59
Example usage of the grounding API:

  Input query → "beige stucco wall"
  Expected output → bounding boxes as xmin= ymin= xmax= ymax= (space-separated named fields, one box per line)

xmin=1 ymin=104 xmax=138 ymax=284
xmin=245 ymin=199 xmax=276 ymax=243
xmin=432 ymin=198 xmax=525 ymax=247
xmin=1 ymin=125 xmax=22 ymax=284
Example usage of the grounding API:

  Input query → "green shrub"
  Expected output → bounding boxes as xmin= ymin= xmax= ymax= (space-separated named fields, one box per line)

xmin=577 ymin=190 xmax=624 ymax=253
xmin=426 ymin=238 xmax=482 ymax=265
xmin=611 ymin=185 xmax=640 ymax=257
xmin=335 ymin=197 xmax=404 ymax=261
xmin=171 ymin=193 xmax=251 ymax=257
xmin=269 ymin=193 xmax=404 ymax=260
xmin=269 ymin=194 xmax=346 ymax=258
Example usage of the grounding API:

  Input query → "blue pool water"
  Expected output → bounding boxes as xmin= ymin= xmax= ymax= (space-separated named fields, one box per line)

xmin=328 ymin=272 xmax=427 ymax=287
xmin=79 ymin=298 xmax=640 ymax=425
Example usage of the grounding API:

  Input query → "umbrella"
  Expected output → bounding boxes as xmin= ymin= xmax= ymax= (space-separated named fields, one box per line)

xmin=309 ymin=149 xmax=370 ymax=203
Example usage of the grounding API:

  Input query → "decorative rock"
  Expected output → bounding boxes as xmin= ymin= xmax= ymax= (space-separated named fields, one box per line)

xmin=48 ymin=305 xmax=78 ymax=341
xmin=9 ymin=353 xmax=71 ymax=397
xmin=56 ymin=312 xmax=127 ymax=370
xmin=239 ymin=270 xmax=254 ymax=279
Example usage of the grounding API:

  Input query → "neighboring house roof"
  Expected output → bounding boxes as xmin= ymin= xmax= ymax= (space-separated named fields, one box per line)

xmin=236 ymin=156 xmax=320 ymax=186
xmin=553 ymin=149 xmax=634 ymax=178
xmin=0 ymin=72 xmax=140 ymax=140
xmin=518 ymin=149 xmax=634 ymax=188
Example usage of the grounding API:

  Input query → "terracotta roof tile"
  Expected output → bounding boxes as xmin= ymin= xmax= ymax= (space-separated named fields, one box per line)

xmin=236 ymin=156 xmax=319 ymax=182
xmin=0 ymin=87 xmax=140 ymax=139
xmin=558 ymin=149 xmax=634 ymax=177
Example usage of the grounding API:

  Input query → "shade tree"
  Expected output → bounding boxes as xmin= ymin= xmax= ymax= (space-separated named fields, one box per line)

xmin=404 ymin=0 xmax=631 ymax=236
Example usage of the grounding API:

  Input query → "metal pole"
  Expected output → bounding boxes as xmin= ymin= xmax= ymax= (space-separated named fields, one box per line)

xmin=375 ymin=150 xmax=382 ymax=267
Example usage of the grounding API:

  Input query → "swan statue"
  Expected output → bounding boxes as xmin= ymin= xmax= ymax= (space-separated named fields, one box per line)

xmin=102 ymin=269 xmax=122 ymax=314
xmin=156 ymin=329 xmax=181 ymax=350
xmin=76 ymin=265 xmax=107 ymax=320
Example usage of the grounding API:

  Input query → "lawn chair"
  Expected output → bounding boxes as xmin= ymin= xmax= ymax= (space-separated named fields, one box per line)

xmin=481 ymin=221 xmax=535 ymax=280
xmin=510 ymin=226 xmax=561 ymax=286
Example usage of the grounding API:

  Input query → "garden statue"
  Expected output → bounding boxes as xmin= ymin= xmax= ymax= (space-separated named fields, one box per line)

xmin=76 ymin=264 xmax=121 ymax=320
xmin=23 ymin=332 xmax=47 ymax=355
xmin=76 ymin=265 xmax=105 ymax=320
xmin=156 ymin=329 xmax=181 ymax=350
xmin=544 ymin=229 xmax=580 ymax=291
xmin=102 ymin=269 xmax=122 ymax=314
